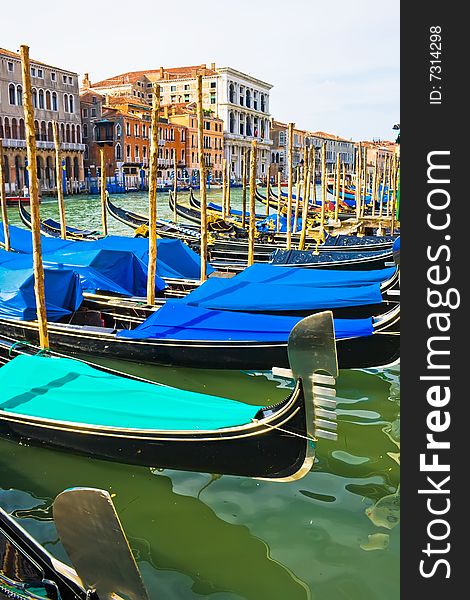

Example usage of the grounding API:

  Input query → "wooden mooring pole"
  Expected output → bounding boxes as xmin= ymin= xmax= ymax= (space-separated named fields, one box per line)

xmin=52 ymin=121 xmax=66 ymax=239
xmin=286 ymin=123 xmax=294 ymax=248
xmin=146 ymin=83 xmax=160 ymax=304
xmin=100 ymin=148 xmax=108 ymax=237
xmin=241 ymin=148 xmax=247 ymax=228
xmin=276 ymin=171 xmax=281 ymax=233
xmin=20 ymin=45 xmax=49 ymax=349
xmin=0 ymin=140 xmax=10 ymax=251
xmin=334 ymin=153 xmax=340 ymax=222
xmin=221 ymin=157 xmax=227 ymax=220
xmin=197 ymin=75 xmax=208 ymax=282
xmin=173 ymin=151 xmax=178 ymax=223
xmin=248 ymin=140 xmax=257 ymax=266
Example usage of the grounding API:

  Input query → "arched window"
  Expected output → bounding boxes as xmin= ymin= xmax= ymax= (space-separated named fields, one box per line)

xmin=245 ymin=89 xmax=251 ymax=108
xmin=76 ymin=125 xmax=81 ymax=143
xmin=60 ymin=123 xmax=65 ymax=141
xmin=11 ymin=118 xmax=18 ymax=139
xmin=260 ymin=94 xmax=265 ymax=112
xmin=38 ymin=89 xmax=44 ymax=109
xmin=34 ymin=120 xmax=39 ymax=141
xmin=16 ymin=85 xmax=23 ymax=105
xmin=45 ymin=90 xmax=51 ymax=110
xmin=52 ymin=92 xmax=58 ymax=111
xmin=4 ymin=118 xmax=11 ymax=139
xmin=9 ymin=84 xmax=16 ymax=105
xmin=83 ymin=123 xmax=88 ymax=138
xmin=69 ymin=95 xmax=74 ymax=113
xmin=66 ymin=123 xmax=70 ymax=142
xmin=40 ymin=121 xmax=46 ymax=141
xmin=0 ymin=119 xmax=3 ymax=139
xmin=73 ymin=157 xmax=79 ymax=179
xmin=246 ymin=116 xmax=252 ymax=137
xmin=116 ymin=124 xmax=121 ymax=138
xmin=32 ymin=89 xmax=38 ymax=108
xmin=47 ymin=122 xmax=53 ymax=142
xmin=272 ymin=153 xmax=275 ymax=162
xmin=71 ymin=124 xmax=76 ymax=143
xmin=63 ymin=94 xmax=69 ymax=112
xmin=229 ymin=112 xmax=235 ymax=134
xmin=261 ymin=120 xmax=265 ymax=139
xmin=15 ymin=156 xmax=24 ymax=189
xmin=36 ymin=156 xmax=43 ymax=180
xmin=116 ymin=143 xmax=122 ymax=160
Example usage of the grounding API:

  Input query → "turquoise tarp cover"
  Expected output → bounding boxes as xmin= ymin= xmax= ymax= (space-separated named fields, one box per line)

xmin=180 ymin=277 xmax=383 ymax=312
xmin=0 ymin=266 xmax=83 ymax=321
xmin=117 ymin=300 xmax=374 ymax=341
xmin=233 ymin=263 xmax=395 ymax=287
xmin=0 ymin=224 xmax=213 ymax=279
xmin=0 ymin=248 xmax=164 ymax=296
xmin=0 ymin=355 xmax=262 ymax=430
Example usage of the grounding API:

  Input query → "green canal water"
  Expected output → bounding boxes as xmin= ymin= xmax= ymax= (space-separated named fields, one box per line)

xmin=1 ymin=191 xmax=400 ymax=599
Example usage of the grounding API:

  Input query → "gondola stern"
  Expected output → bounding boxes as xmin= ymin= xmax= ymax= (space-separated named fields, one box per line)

xmin=288 ymin=311 xmax=339 ymax=443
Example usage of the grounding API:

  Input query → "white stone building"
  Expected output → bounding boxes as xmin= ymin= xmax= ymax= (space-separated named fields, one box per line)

xmin=89 ymin=64 xmax=273 ymax=180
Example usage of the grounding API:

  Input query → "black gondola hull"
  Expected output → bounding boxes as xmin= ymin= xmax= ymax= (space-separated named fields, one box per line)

xmin=0 ymin=317 xmax=399 ymax=370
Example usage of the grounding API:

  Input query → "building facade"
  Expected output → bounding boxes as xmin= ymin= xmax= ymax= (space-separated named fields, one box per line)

xmin=80 ymin=90 xmax=187 ymax=187
xmin=87 ymin=63 xmax=273 ymax=180
xmin=0 ymin=47 xmax=85 ymax=194
xmin=168 ymin=103 xmax=224 ymax=183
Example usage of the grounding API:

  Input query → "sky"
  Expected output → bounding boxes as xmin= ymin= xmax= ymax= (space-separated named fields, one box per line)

xmin=1 ymin=0 xmax=399 ymax=141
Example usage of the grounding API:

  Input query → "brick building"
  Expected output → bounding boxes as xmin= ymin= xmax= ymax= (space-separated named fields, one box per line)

xmin=0 ymin=47 xmax=85 ymax=195
xmin=168 ymin=103 xmax=224 ymax=183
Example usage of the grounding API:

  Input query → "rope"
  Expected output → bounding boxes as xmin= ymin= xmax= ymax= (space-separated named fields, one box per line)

xmin=8 ymin=341 xmax=49 ymax=358
xmin=251 ymin=418 xmax=317 ymax=443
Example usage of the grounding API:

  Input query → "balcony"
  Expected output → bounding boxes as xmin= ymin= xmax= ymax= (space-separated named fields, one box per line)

xmin=1 ymin=139 xmax=85 ymax=152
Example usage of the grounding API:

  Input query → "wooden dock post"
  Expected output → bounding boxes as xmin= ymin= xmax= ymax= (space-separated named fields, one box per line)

xmin=362 ymin=148 xmax=368 ymax=217
xmin=371 ymin=159 xmax=378 ymax=217
xmin=173 ymin=151 xmax=178 ymax=223
xmin=319 ymin=144 xmax=327 ymax=235
xmin=20 ymin=45 xmax=49 ymax=349
xmin=341 ymin=161 xmax=346 ymax=207
xmin=196 ymin=75 xmax=208 ymax=282
xmin=221 ymin=157 xmax=227 ymax=219
xmin=248 ymin=140 xmax=257 ymax=266
xmin=293 ymin=165 xmax=301 ymax=233
xmin=265 ymin=165 xmax=270 ymax=216
xmin=52 ymin=121 xmax=66 ymax=239
xmin=299 ymin=146 xmax=308 ymax=234
xmin=355 ymin=142 xmax=362 ymax=221
xmin=276 ymin=171 xmax=281 ymax=233
xmin=146 ymin=83 xmax=160 ymax=304
xmin=286 ymin=123 xmax=294 ymax=248
xmin=226 ymin=159 xmax=231 ymax=217
xmin=99 ymin=148 xmax=108 ymax=237
xmin=0 ymin=140 xmax=10 ymax=251
xmin=334 ymin=154 xmax=340 ymax=222
xmin=241 ymin=148 xmax=247 ymax=228
xmin=299 ymin=147 xmax=312 ymax=250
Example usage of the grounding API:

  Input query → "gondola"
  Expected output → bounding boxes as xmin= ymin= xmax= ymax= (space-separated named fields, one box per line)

xmin=18 ymin=201 xmax=101 ymax=240
xmin=105 ymin=193 xmax=201 ymax=243
xmin=0 ymin=311 xmax=339 ymax=478
xmin=169 ymin=191 xmax=248 ymax=237
xmin=1 ymin=487 xmax=151 ymax=599
xmin=189 ymin=188 xmax=266 ymax=219
xmin=270 ymin=247 xmax=397 ymax=270
xmin=0 ymin=295 xmax=400 ymax=370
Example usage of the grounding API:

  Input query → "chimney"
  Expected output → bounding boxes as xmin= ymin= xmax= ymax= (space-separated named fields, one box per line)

xmin=82 ymin=72 xmax=91 ymax=88
xmin=159 ymin=66 xmax=164 ymax=78
xmin=210 ymin=62 xmax=216 ymax=71
xmin=172 ymin=106 xmax=176 ymax=116
xmin=163 ymin=105 xmax=169 ymax=118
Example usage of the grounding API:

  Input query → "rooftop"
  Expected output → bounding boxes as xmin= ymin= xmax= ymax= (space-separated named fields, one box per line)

xmin=0 ymin=47 xmax=77 ymax=75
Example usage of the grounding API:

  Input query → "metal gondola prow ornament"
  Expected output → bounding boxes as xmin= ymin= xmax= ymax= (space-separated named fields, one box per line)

xmin=53 ymin=487 xmax=149 ymax=600
xmin=287 ymin=311 xmax=339 ymax=442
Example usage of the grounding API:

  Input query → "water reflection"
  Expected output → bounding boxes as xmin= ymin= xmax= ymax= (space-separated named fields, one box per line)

xmin=0 ymin=365 xmax=399 ymax=599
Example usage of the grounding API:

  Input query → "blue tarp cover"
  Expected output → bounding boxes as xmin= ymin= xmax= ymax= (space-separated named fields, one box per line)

xmin=0 ymin=266 xmax=83 ymax=321
xmin=0 ymin=248 xmax=164 ymax=296
xmin=393 ymin=236 xmax=400 ymax=252
xmin=233 ymin=263 xmax=395 ymax=287
xmin=117 ymin=300 xmax=374 ymax=341
xmin=256 ymin=215 xmax=302 ymax=233
xmin=180 ymin=277 xmax=383 ymax=312
xmin=0 ymin=225 xmax=212 ymax=280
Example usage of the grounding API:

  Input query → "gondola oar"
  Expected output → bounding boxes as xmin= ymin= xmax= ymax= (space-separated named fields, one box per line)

xmin=53 ymin=487 xmax=149 ymax=600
